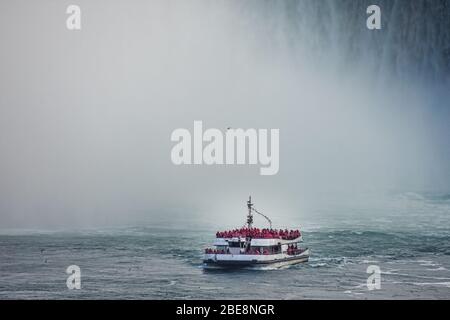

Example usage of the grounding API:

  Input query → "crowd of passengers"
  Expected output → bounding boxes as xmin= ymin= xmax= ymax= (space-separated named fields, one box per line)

xmin=204 ymin=248 xmax=272 ymax=255
xmin=205 ymin=248 xmax=230 ymax=254
xmin=287 ymin=244 xmax=303 ymax=255
xmin=215 ymin=228 xmax=301 ymax=240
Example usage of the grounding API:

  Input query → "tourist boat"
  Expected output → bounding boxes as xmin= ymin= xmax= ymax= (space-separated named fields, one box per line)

xmin=203 ymin=196 xmax=310 ymax=268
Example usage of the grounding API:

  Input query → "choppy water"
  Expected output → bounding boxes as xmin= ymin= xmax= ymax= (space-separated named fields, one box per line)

xmin=1 ymin=193 xmax=449 ymax=299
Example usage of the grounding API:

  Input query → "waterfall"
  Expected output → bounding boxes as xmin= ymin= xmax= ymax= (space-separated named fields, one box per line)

xmin=229 ymin=0 xmax=450 ymax=85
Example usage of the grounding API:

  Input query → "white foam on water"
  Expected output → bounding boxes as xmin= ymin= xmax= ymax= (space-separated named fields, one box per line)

xmin=426 ymin=267 xmax=447 ymax=271
xmin=362 ymin=260 xmax=379 ymax=264
xmin=412 ymin=282 xmax=450 ymax=288
xmin=418 ymin=260 xmax=439 ymax=267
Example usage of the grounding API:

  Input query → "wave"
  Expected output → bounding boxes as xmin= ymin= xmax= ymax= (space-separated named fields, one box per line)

xmin=426 ymin=267 xmax=447 ymax=271
xmin=408 ymin=282 xmax=450 ymax=288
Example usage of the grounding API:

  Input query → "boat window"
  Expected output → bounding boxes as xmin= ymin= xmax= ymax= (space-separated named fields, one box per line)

xmin=250 ymin=246 xmax=263 ymax=253
xmin=228 ymin=241 xmax=241 ymax=248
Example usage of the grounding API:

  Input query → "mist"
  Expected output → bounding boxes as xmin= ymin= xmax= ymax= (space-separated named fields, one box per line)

xmin=0 ymin=0 xmax=449 ymax=229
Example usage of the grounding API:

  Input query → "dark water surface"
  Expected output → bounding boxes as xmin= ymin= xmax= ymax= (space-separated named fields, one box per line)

xmin=1 ymin=194 xmax=449 ymax=299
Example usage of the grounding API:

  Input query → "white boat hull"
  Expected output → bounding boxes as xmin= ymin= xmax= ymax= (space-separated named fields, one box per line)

xmin=203 ymin=249 xmax=310 ymax=269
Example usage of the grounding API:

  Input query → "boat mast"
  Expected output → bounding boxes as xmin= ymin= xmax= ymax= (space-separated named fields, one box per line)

xmin=247 ymin=196 xmax=254 ymax=228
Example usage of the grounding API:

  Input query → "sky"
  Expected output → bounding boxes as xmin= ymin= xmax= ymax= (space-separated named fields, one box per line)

xmin=0 ymin=0 xmax=449 ymax=228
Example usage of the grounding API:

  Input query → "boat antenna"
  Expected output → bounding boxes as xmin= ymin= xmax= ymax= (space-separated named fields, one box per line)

xmin=252 ymin=207 xmax=273 ymax=229
xmin=246 ymin=196 xmax=273 ymax=229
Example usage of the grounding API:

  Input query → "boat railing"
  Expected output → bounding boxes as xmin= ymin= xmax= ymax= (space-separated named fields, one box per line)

xmin=286 ymin=247 xmax=307 ymax=256
xmin=204 ymin=248 xmax=276 ymax=255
